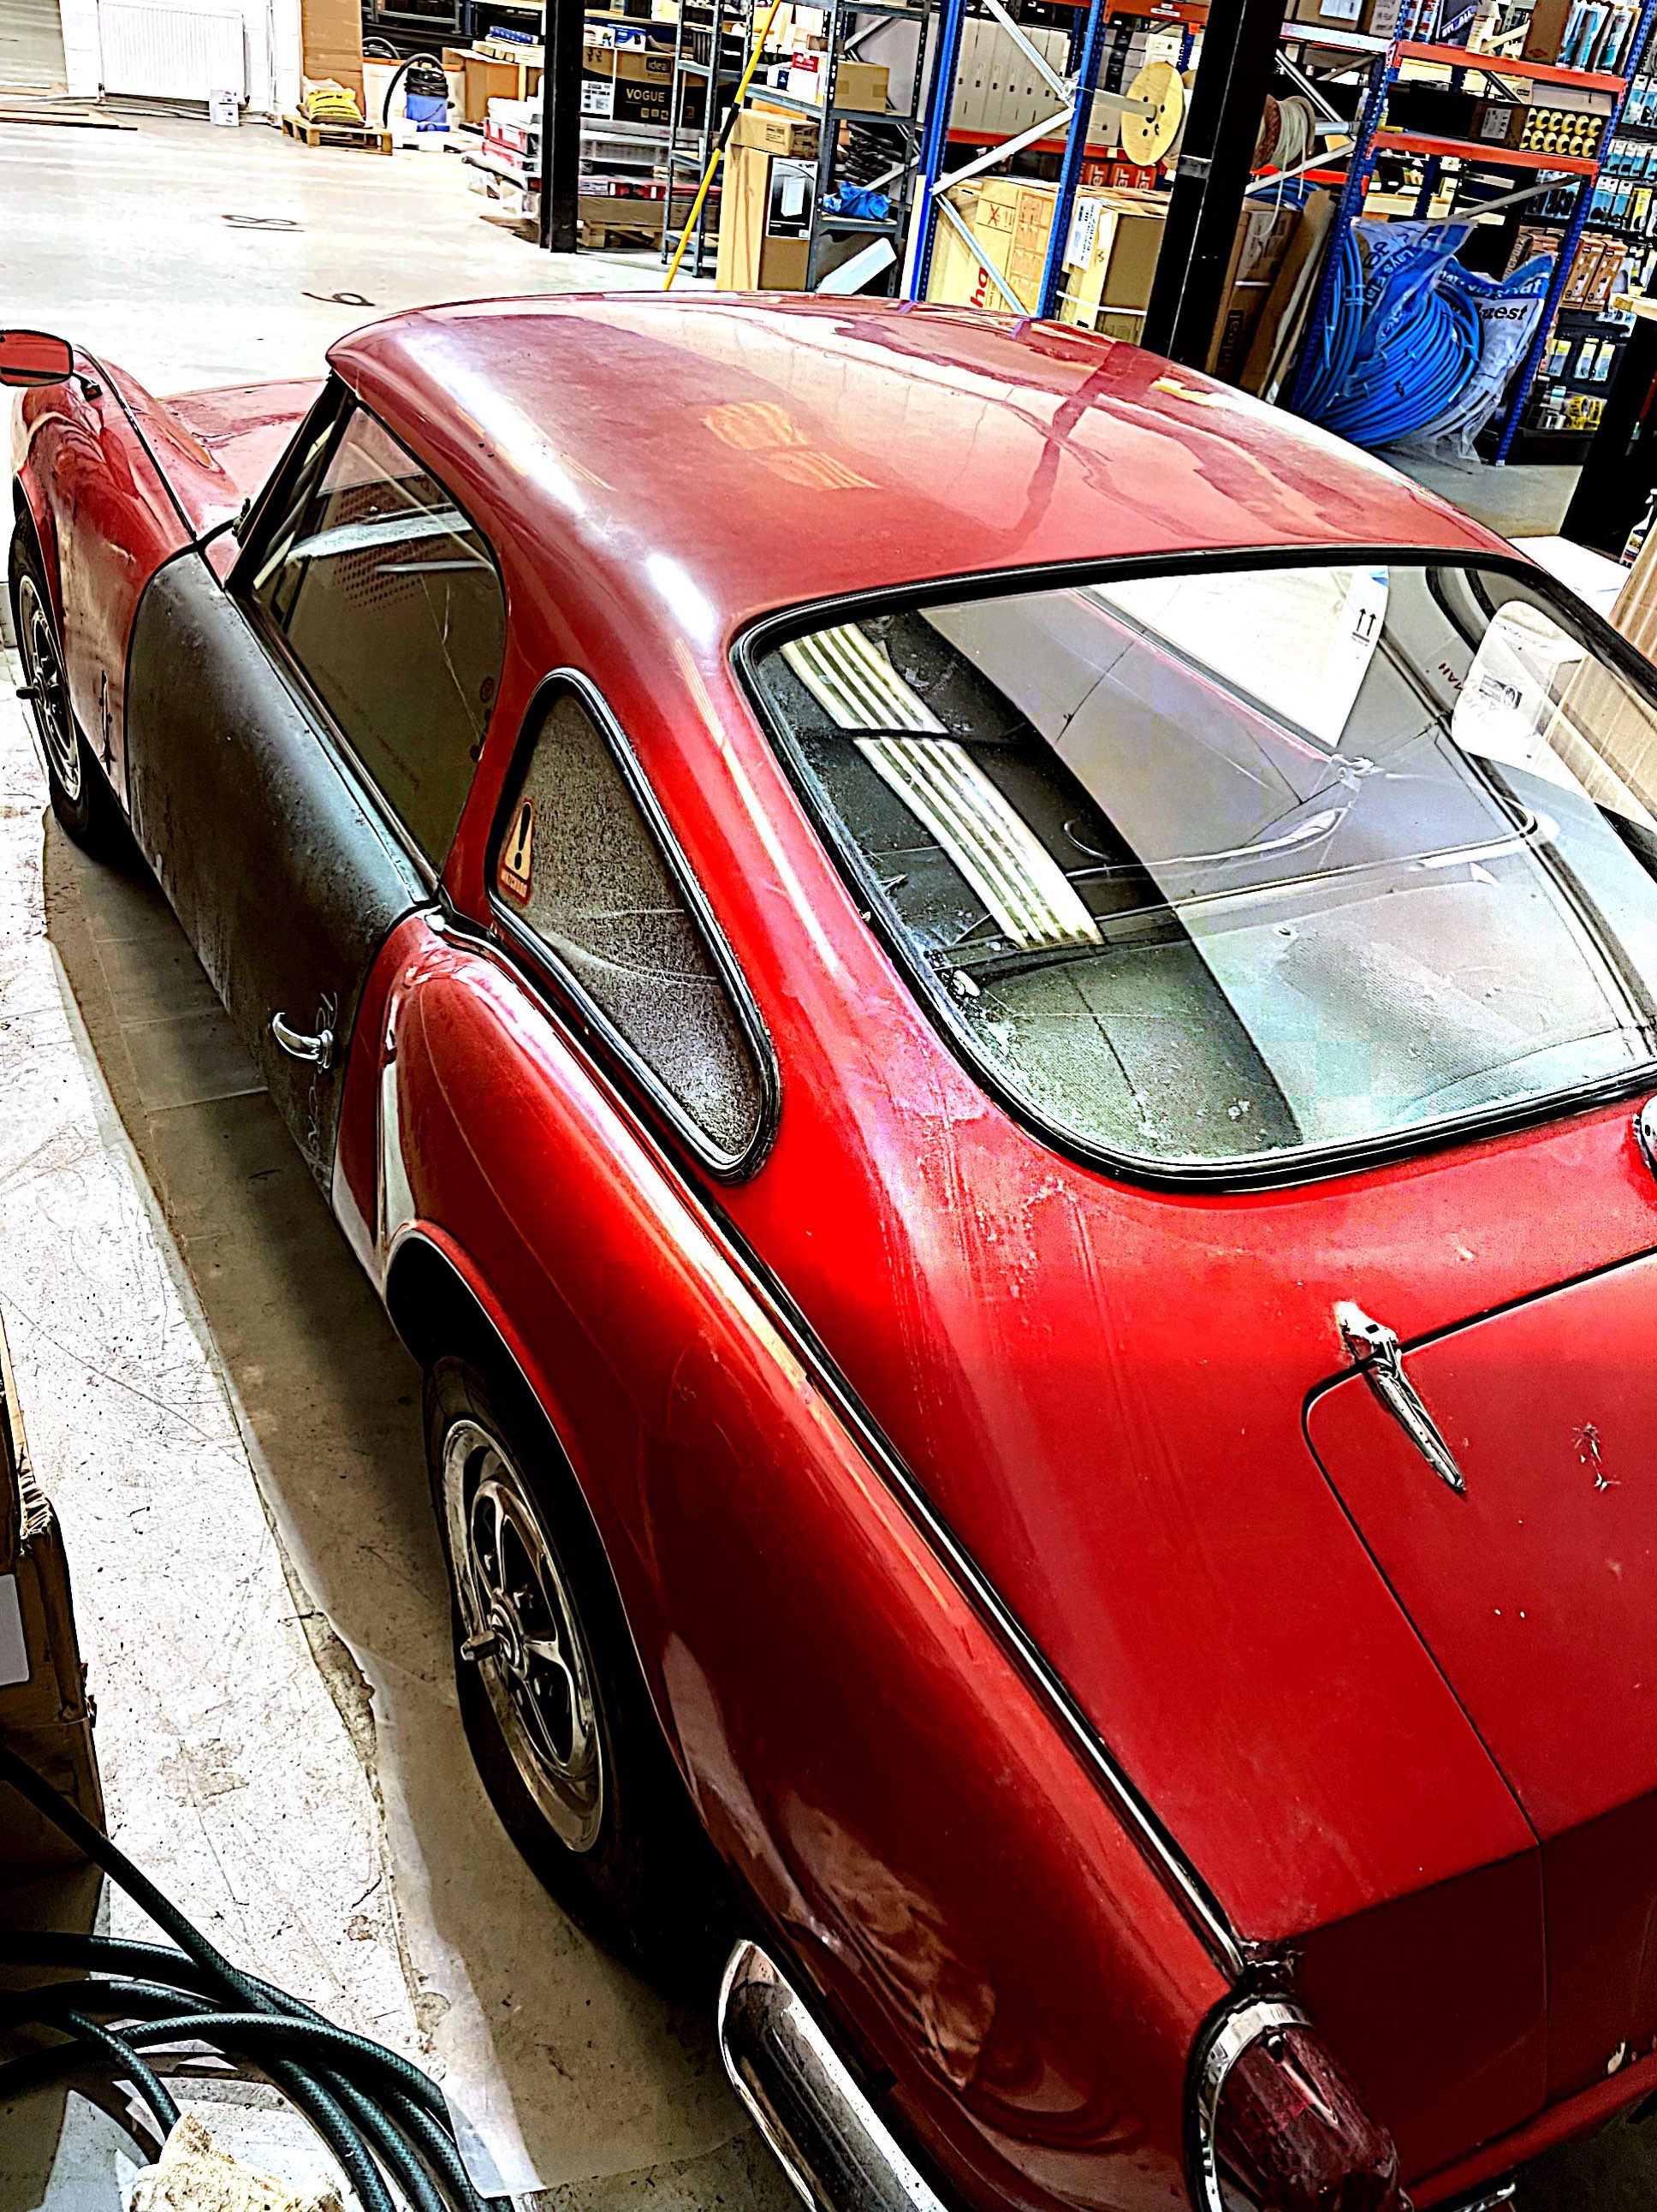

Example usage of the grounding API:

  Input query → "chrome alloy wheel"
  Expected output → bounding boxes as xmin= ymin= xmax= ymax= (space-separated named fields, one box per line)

xmin=16 ymin=571 xmax=80 ymax=802
xmin=442 ymin=1417 xmax=605 ymax=1852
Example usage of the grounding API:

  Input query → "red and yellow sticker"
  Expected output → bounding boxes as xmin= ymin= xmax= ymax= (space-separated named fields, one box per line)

xmin=498 ymin=799 xmax=535 ymax=901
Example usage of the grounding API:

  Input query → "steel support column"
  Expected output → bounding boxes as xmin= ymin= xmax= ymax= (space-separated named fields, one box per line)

xmin=903 ymin=0 xmax=967 ymax=299
xmin=1140 ymin=0 xmax=1287 ymax=364
xmin=1036 ymin=0 xmax=1109 ymax=318
xmin=539 ymin=0 xmax=585 ymax=254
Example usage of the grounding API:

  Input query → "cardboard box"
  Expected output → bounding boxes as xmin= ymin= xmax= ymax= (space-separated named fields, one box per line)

xmin=0 ymin=1313 xmax=101 ymax=1894
xmin=1241 ymin=189 xmax=1336 ymax=401
xmin=1522 ymin=0 xmax=1571 ymax=62
xmin=733 ymin=104 xmax=820 ymax=157
xmin=715 ymin=140 xmax=861 ymax=289
xmin=301 ymin=0 xmax=363 ymax=104
xmin=780 ymin=55 xmax=888 ymax=110
xmin=1470 ymin=94 xmax=1529 ymax=146
xmin=460 ymin=49 xmax=541 ymax=122
xmin=921 ymin=178 xmax=1163 ymax=330
xmin=582 ymin=39 xmax=701 ymax=125
xmin=716 ymin=140 xmax=813 ymax=288
xmin=1204 ymin=198 xmax=1301 ymax=381
xmin=1291 ymin=0 xmax=1403 ymax=39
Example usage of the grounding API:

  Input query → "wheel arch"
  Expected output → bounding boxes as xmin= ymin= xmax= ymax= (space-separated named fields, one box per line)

xmin=384 ymin=1224 xmax=513 ymax=1377
xmin=11 ymin=443 xmax=62 ymax=633
xmin=383 ymin=1222 xmax=681 ymax=1756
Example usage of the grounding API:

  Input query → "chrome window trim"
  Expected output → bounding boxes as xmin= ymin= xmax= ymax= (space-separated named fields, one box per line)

xmin=229 ymin=385 xmax=506 ymax=888
xmin=484 ymin=668 xmax=781 ymax=1182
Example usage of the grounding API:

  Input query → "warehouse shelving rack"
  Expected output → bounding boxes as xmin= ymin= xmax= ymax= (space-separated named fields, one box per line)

xmin=744 ymin=0 xmax=935 ymax=289
xmin=665 ymin=0 xmax=930 ymax=285
xmin=901 ymin=2 xmax=1399 ymax=324
xmin=662 ymin=0 xmax=755 ymax=277
xmin=1284 ymin=14 xmax=1657 ymax=458
xmin=902 ymin=0 xmax=1137 ymax=312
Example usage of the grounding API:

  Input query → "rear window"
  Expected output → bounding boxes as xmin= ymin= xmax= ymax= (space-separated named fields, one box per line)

xmin=747 ymin=558 xmax=1657 ymax=1177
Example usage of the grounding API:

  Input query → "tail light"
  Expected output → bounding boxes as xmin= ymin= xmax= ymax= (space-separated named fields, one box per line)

xmin=1191 ymin=1997 xmax=1404 ymax=2212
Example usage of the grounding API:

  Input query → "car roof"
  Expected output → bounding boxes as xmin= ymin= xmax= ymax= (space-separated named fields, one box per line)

xmin=328 ymin=294 xmax=1509 ymax=640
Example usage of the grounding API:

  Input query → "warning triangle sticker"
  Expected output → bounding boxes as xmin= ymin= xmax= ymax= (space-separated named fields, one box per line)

xmin=499 ymin=799 xmax=535 ymax=901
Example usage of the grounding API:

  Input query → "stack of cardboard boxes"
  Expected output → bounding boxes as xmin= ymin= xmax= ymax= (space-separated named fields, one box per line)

xmin=921 ymin=174 xmax=1329 ymax=396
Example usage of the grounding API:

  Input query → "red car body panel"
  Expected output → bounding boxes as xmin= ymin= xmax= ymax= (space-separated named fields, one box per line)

xmin=11 ymin=359 xmax=191 ymax=799
xmin=356 ymin=917 xmax=1226 ymax=2210
xmin=1311 ymin=1254 xmax=1657 ymax=2102
xmin=18 ymin=294 xmax=1657 ymax=2204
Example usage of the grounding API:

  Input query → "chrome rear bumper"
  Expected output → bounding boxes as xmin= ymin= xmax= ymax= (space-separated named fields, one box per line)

xmin=717 ymin=1941 xmax=947 ymax=2212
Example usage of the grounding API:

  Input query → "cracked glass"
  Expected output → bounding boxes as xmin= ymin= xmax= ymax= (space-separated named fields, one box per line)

xmin=493 ymin=692 xmax=765 ymax=1166
xmin=250 ymin=406 xmax=505 ymax=867
xmin=751 ymin=561 xmax=1657 ymax=1172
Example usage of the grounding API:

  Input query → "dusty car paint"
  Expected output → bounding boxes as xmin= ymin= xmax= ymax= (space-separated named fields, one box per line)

xmin=19 ymin=295 xmax=1657 ymax=2209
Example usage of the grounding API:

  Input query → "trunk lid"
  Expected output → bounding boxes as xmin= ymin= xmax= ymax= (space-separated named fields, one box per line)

xmin=1307 ymin=1252 xmax=1657 ymax=2096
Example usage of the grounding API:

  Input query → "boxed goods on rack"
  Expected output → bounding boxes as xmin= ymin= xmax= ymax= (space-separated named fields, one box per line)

xmin=1290 ymin=0 xmax=1405 ymax=43
xmin=583 ymin=40 xmax=704 ymax=124
xmin=923 ymin=175 xmax=1321 ymax=387
xmin=922 ymin=178 xmax=1165 ymax=331
xmin=733 ymin=103 xmax=819 ymax=156
xmin=775 ymin=53 xmax=889 ymax=108
xmin=949 ymin=19 xmax=1070 ymax=137
xmin=715 ymin=140 xmax=861 ymax=285
xmin=1523 ymin=0 xmax=1642 ymax=69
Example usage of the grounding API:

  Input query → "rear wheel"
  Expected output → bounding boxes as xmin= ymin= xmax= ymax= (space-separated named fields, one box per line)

xmin=9 ymin=521 xmax=122 ymax=855
xmin=425 ymin=1354 xmax=734 ymax=1990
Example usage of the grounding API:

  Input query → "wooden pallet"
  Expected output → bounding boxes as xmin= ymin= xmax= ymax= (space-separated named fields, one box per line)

xmin=281 ymin=110 xmax=394 ymax=154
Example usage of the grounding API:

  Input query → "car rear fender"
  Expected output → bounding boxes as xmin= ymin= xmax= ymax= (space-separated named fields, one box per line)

xmin=360 ymin=913 xmax=1229 ymax=2212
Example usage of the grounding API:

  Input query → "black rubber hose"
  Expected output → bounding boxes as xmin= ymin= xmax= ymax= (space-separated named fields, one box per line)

xmin=0 ymin=1744 xmax=490 ymax=2212
xmin=62 ymin=2010 xmax=181 ymax=2134
xmin=0 ymin=1933 xmax=476 ymax=2212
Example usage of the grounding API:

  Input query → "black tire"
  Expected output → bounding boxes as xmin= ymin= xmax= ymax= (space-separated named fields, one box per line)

xmin=425 ymin=1354 xmax=735 ymax=1991
xmin=9 ymin=519 xmax=125 ymax=857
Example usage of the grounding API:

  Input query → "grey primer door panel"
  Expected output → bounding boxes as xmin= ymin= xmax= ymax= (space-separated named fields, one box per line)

xmin=124 ymin=550 xmax=426 ymax=1183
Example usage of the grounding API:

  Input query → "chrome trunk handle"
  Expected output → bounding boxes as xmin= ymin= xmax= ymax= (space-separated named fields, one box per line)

xmin=1334 ymin=1302 xmax=1466 ymax=1495
xmin=270 ymin=1010 xmax=334 ymax=1071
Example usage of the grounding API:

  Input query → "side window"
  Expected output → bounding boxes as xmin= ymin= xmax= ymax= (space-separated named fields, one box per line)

xmin=491 ymin=687 xmax=770 ymax=1171
xmin=246 ymin=403 xmax=506 ymax=868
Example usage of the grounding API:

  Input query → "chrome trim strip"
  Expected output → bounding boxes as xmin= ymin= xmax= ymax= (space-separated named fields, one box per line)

xmin=1335 ymin=1302 xmax=1467 ymax=1495
xmin=1192 ymin=1995 xmax=1310 ymax=2212
xmin=717 ymin=1941 xmax=947 ymax=2212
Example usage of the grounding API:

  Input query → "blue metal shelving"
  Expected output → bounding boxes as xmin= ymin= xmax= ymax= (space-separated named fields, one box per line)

xmin=1282 ymin=9 xmax=1657 ymax=456
xmin=901 ymin=0 xmax=1143 ymax=312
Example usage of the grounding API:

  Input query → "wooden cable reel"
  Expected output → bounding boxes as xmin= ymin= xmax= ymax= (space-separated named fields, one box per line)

xmin=1120 ymin=59 xmax=1185 ymax=169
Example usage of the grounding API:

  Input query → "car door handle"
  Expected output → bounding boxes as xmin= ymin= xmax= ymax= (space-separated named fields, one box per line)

xmin=1334 ymin=1302 xmax=1466 ymax=1495
xmin=270 ymin=1010 xmax=335 ymax=1070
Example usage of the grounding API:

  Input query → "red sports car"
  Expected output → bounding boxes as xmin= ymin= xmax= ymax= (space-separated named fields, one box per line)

xmin=12 ymin=295 xmax=1657 ymax=2212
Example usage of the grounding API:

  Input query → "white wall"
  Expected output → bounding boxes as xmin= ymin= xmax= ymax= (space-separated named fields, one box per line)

xmin=57 ymin=0 xmax=304 ymax=114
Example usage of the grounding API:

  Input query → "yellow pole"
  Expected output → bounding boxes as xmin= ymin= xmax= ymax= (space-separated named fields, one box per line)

xmin=663 ymin=0 xmax=787 ymax=290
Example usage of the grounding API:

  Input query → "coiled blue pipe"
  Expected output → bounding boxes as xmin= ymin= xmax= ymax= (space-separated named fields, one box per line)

xmin=1300 ymin=227 xmax=1482 ymax=448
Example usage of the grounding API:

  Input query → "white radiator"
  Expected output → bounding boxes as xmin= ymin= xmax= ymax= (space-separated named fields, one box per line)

xmin=97 ymin=2 xmax=246 ymax=100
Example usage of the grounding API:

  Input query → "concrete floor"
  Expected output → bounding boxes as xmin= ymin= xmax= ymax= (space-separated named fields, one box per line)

xmin=0 ymin=104 xmax=780 ymax=2212
xmin=0 ymin=0 xmax=67 ymax=92
xmin=1393 ymin=449 xmax=1580 ymax=538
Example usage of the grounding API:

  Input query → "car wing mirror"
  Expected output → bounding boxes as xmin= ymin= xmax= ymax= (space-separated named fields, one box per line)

xmin=0 ymin=330 xmax=74 ymax=389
